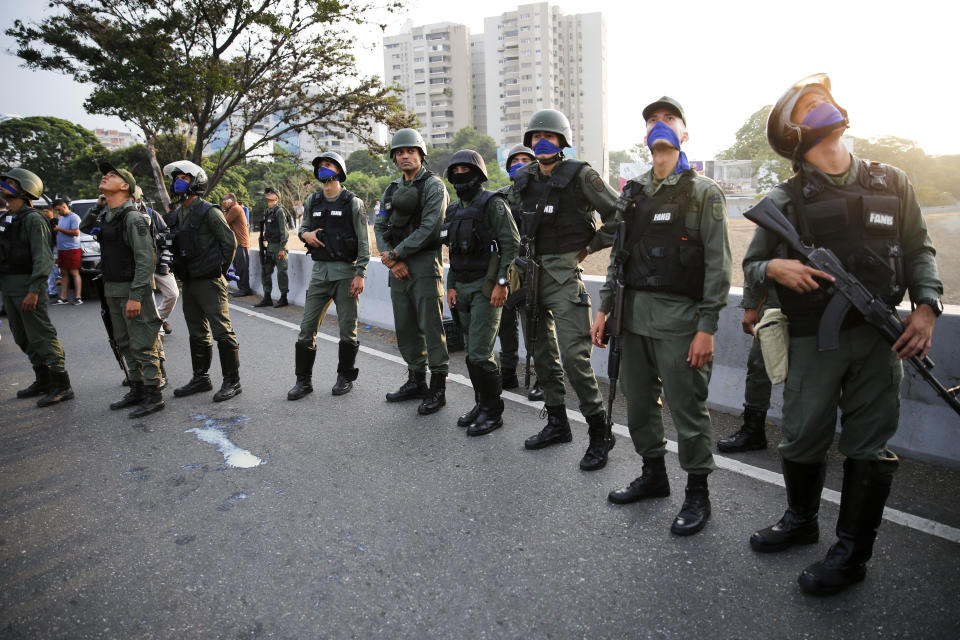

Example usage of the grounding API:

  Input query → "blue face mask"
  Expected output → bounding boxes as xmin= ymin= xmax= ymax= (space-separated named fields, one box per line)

xmin=172 ymin=178 xmax=190 ymax=194
xmin=646 ymin=121 xmax=691 ymax=174
xmin=316 ymin=167 xmax=339 ymax=182
xmin=0 ymin=181 xmax=18 ymax=196
xmin=801 ymin=101 xmax=846 ymax=150
xmin=507 ymin=161 xmax=529 ymax=179
xmin=533 ymin=138 xmax=563 ymax=156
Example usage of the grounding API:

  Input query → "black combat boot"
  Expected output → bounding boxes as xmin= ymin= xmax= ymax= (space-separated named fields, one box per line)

xmin=17 ymin=365 xmax=50 ymax=398
xmin=797 ymin=458 xmax=896 ymax=596
xmin=580 ymin=411 xmax=615 ymax=471
xmin=287 ymin=343 xmax=316 ymax=401
xmin=458 ymin=361 xmax=482 ymax=427
xmin=467 ymin=366 xmax=504 ymax=437
xmin=671 ymin=473 xmax=711 ymax=536
xmin=274 ymin=292 xmax=289 ymax=308
xmin=608 ymin=456 xmax=670 ymax=504
xmin=213 ymin=341 xmax=242 ymax=402
xmin=501 ymin=367 xmax=519 ymax=390
xmin=524 ymin=404 xmax=572 ymax=450
xmin=750 ymin=459 xmax=825 ymax=552
xmin=386 ymin=371 xmax=428 ymax=402
xmin=129 ymin=386 xmax=165 ymax=419
xmin=111 ymin=381 xmax=145 ymax=410
xmin=332 ymin=341 xmax=359 ymax=396
xmin=254 ymin=296 xmax=273 ymax=308
xmin=174 ymin=340 xmax=214 ymax=397
xmin=717 ymin=407 xmax=768 ymax=453
xmin=418 ymin=372 xmax=447 ymax=415
xmin=527 ymin=378 xmax=544 ymax=402
xmin=37 ymin=370 xmax=75 ymax=407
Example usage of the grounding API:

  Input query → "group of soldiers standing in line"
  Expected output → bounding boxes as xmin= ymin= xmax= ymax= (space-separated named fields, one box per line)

xmin=0 ymin=73 xmax=945 ymax=598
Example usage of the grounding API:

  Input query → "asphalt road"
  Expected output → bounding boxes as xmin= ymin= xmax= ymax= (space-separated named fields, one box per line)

xmin=2 ymin=296 xmax=959 ymax=639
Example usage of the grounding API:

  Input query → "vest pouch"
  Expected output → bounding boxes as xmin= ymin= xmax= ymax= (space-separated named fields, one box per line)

xmin=390 ymin=183 xmax=420 ymax=217
xmin=861 ymin=194 xmax=899 ymax=237
xmin=450 ymin=218 xmax=480 ymax=256
xmin=803 ymin=198 xmax=849 ymax=237
xmin=320 ymin=229 xmax=357 ymax=261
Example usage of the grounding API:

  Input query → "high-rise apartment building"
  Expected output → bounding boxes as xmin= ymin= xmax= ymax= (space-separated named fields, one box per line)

xmin=470 ymin=34 xmax=488 ymax=136
xmin=383 ymin=22 xmax=473 ymax=148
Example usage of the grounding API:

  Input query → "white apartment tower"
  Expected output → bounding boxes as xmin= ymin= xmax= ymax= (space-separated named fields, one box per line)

xmin=383 ymin=22 xmax=473 ymax=148
xmin=483 ymin=3 xmax=608 ymax=179
xmin=470 ymin=34 xmax=488 ymax=135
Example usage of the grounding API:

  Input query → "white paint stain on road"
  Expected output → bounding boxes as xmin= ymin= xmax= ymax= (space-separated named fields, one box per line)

xmin=186 ymin=414 xmax=263 ymax=469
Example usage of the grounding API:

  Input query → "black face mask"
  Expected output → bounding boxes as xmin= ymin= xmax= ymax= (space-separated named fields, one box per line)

xmin=449 ymin=168 xmax=483 ymax=201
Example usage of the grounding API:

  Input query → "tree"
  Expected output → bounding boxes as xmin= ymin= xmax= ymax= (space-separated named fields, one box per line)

xmin=853 ymin=136 xmax=960 ymax=206
xmin=8 ymin=0 xmax=414 ymax=209
xmin=346 ymin=149 xmax=393 ymax=178
xmin=608 ymin=150 xmax=634 ymax=188
xmin=718 ymin=105 xmax=792 ymax=193
xmin=0 ymin=116 xmax=106 ymax=199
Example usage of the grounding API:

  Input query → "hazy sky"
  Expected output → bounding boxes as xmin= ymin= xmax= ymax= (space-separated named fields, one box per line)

xmin=3 ymin=0 xmax=958 ymax=161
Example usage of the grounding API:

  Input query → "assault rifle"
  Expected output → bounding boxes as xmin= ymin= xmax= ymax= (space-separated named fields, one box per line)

xmin=517 ymin=208 xmax=542 ymax=390
xmin=92 ymin=273 xmax=130 ymax=384
xmin=745 ymin=197 xmax=960 ymax=416
xmin=601 ymin=220 xmax=627 ymax=429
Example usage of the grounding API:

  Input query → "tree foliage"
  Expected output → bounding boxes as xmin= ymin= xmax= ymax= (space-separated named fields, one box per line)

xmin=852 ymin=136 xmax=960 ymax=206
xmin=8 ymin=0 xmax=414 ymax=208
xmin=717 ymin=105 xmax=793 ymax=193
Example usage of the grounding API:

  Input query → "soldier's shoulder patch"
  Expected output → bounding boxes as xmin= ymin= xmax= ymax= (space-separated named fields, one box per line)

xmin=136 ymin=221 xmax=149 ymax=236
xmin=709 ymin=193 xmax=725 ymax=221
xmin=586 ymin=169 xmax=606 ymax=192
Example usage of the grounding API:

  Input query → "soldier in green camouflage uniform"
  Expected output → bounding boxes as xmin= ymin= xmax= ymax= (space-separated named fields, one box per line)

xmin=79 ymin=163 xmax=165 ymax=417
xmin=0 ymin=168 xmax=74 ymax=407
xmin=375 ymin=128 xmax=450 ymax=415
xmin=287 ymin=152 xmax=369 ymax=399
xmin=255 ymin=187 xmax=289 ymax=308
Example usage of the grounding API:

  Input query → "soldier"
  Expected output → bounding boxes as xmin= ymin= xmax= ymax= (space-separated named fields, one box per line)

xmin=513 ymin=109 xmax=619 ymax=471
xmin=163 ymin=160 xmax=242 ymax=402
xmin=442 ymin=150 xmax=520 ymax=436
xmin=287 ymin=152 xmax=368 ymax=399
xmin=497 ymin=143 xmax=545 ymax=402
xmin=254 ymin=187 xmax=289 ymax=308
xmin=0 ymin=168 xmax=74 ymax=406
xmin=375 ymin=128 xmax=450 ymax=415
xmin=743 ymin=74 xmax=942 ymax=595
xmin=79 ymin=164 xmax=165 ymax=417
xmin=591 ymin=97 xmax=732 ymax=535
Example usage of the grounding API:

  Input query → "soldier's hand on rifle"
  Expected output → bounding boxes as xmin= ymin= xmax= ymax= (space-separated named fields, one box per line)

xmin=21 ymin=291 xmax=38 ymax=312
xmin=687 ymin=331 xmax=714 ymax=369
xmin=741 ymin=308 xmax=760 ymax=335
xmin=893 ymin=304 xmax=936 ymax=360
xmin=447 ymin=288 xmax=457 ymax=308
xmin=349 ymin=275 xmax=364 ymax=298
xmin=125 ymin=299 xmax=141 ymax=319
xmin=302 ymin=229 xmax=322 ymax=248
xmin=590 ymin=311 xmax=607 ymax=348
xmin=490 ymin=284 xmax=507 ymax=308
xmin=766 ymin=258 xmax=834 ymax=293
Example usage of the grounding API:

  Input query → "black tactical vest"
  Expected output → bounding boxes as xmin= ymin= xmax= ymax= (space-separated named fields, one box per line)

xmin=169 ymin=200 xmax=223 ymax=280
xmin=514 ymin=160 xmax=596 ymax=255
xmin=381 ymin=170 xmax=438 ymax=249
xmin=618 ymin=171 xmax=704 ymax=300
xmin=98 ymin=205 xmax=140 ymax=283
xmin=0 ymin=208 xmax=40 ymax=275
xmin=262 ymin=205 xmax=284 ymax=243
xmin=441 ymin=190 xmax=499 ymax=281
xmin=305 ymin=189 xmax=359 ymax=262
xmin=777 ymin=161 xmax=905 ymax=336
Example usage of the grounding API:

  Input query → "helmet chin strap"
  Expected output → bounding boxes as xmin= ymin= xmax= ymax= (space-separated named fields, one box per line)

xmin=795 ymin=118 xmax=850 ymax=165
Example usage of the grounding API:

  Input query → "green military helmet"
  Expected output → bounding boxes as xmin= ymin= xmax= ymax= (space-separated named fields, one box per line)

xmin=523 ymin=109 xmax=573 ymax=149
xmin=312 ymin=151 xmax=347 ymax=182
xmin=506 ymin=143 xmax=535 ymax=168
xmin=445 ymin=149 xmax=488 ymax=182
xmin=389 ymin=128 xmax=427 ymax=159
xmin=0 ymin=167 xmax=43 ymax=200
xmin=767 ymin=73 xmax=848 ymax=164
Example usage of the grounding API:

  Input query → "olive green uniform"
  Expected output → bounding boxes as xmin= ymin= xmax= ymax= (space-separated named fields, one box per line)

xmin=375 ymin=167 xmax=450 ymax=376
xmin=175 ymin=199 xmax=238 ymax=346
xmin=742 ymin=156 xmax=942 ymax=464
xmin=519 ymin=160 xmax=619 ymax=419
xmin=260 ymin=204 xmax=289 ymax=298
xmin=80 ymin=202 xmax=163 ymax=386
xmin=600 ymin=166 xmax=732 ymax=475
xmin=447 ymin=193 xmax=520 ymax=373
xmin=0 ymin=205 xmax=66 ymax=371
xmin=297 ymin=192 xmax=369 ymax=346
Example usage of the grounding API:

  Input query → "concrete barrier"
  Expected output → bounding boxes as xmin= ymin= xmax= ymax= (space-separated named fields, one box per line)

xmin=249 ymin=248 xmax=960 ymax=466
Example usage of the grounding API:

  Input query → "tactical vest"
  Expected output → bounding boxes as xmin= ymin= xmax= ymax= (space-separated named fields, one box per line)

xmin=497 ymin=184 xmax=523 ymax=229
xmin=381 ymin=170 xmax=439 ymax=249
xmin=514 ymin=160 xmax=595 ymax=255
xmin=304 ymin=189 xmax=359 ymax=262
xmin=776 ymin=161 xmax=905 ymax=336
xmin=441 ymin=190 xmax=499 ymax=281
xmin=618 ymin=171 xmax=704 ymax=300
xmin=98 ymin=205 xmax=141 ymax=283
xmin=169 ymin=200 xmax=223 ymax=280
xmin=0 ymin=208 xmax=40 ymax=275
xmin=262 ymin=206 xmax=283 ymax=243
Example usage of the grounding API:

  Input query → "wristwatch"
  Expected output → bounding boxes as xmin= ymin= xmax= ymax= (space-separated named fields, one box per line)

xmin=496 ymin=277 xmax=508 ymax=287
xmin=916 ymin=298 xmax=943 ymax=317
